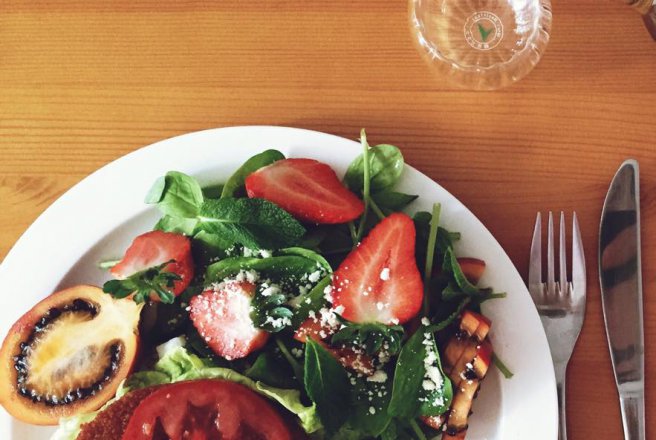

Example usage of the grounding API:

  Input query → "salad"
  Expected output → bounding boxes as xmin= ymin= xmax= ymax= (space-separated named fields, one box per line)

xmin=0 ymin=130 xmax=510 ymax=440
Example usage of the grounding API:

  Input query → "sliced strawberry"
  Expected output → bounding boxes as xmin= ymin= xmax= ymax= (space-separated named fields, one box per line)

xmin=420 ymin=414 xmax=445 ymax=430
xmin=293 ymin=317 xmax=335 ymax=343
xmin=189 ymin=281 xmax=269 ymax=360
xmin=459 ymin=310 xmax=492 ymax=342
xmin=245 ymin=158 xmax=364 ymax=224
xmin=457 ymin=258 xmax=486 ymax=285
xmin=110 ymin=230 xmax=194 ymax=300
xmin=294 ymin=318 xmax=374 ymax=375
xmin=332 ymin=213 xmax=423 ymax=325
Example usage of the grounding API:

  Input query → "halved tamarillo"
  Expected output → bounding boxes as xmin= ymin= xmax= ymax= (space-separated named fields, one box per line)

xmin=0 ymin=285 xmax=142 ymax=425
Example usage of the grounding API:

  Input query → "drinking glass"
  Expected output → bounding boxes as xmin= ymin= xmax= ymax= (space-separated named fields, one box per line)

xmin=409 ymin=0 xmax=552 ymax=90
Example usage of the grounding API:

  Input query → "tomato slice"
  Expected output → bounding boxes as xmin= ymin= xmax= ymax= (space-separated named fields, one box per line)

xmin=121 ymin=380 xmax=291 ymax=440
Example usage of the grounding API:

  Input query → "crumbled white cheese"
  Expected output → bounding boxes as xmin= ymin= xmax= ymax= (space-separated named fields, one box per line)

xmin=421 ymin=317 xmax=431 ymax=326
xmin=308 ymin=270 xmax=323 ymax=283
xmin=366 ymin=370 xmax=388 ymax=383
xmin=380 ymin=267 xmax=390 ymax=280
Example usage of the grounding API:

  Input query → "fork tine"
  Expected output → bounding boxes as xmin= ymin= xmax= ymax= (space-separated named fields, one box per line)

xmin=547 ymin=211 xmax=555 ymax=294
xmin=529 ymin=212 xmax=542 ymax=299
xmin=559 ymin=211 xmax=567 ymax=294
xmin=571 ymin=212 xmax=586 ymax=298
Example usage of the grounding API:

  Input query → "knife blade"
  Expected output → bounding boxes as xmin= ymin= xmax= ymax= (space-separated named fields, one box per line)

xmin=599 ymin=159 xmax=645 ymax=440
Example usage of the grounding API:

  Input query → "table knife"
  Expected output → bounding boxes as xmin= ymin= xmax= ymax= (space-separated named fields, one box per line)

xmin=599 ymin=159 xmax=645 ymax=440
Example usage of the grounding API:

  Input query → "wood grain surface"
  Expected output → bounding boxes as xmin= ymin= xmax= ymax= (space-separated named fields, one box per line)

xmin=1 ymin=1 xmax=655 ymax=439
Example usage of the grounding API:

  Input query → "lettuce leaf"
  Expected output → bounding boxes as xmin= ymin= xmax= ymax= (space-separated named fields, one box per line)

xmin=51 ymin=343 xmax=321 ymax=439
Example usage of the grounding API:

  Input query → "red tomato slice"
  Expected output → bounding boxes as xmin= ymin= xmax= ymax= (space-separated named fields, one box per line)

xmin=121 ymin=380 xmax=291 ymax=440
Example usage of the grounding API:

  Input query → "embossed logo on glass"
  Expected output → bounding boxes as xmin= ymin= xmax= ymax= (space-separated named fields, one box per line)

xmin=464 ymin=11 xmax=503 ymax=51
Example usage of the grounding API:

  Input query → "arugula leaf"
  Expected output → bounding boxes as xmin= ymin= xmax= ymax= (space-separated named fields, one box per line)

xmin=370 ymin=189 xmax=418 ymax=214
xmin=388 ymin=326 xmax=452 ymax=419
xmin=250 ymin=283 xmax=293 ymax=333
xmin=345 ymin=143 xmax=404 ymax=193
xmin=198 ymin=197 xmax=305 ymax=250
xmin=331 ymin=322 xmax=404 ymax=356
xmin=102 ymin=260 xmax=180 ymax=304
xmin=221 ymin=149 xmax=285 ymax=198
xmin=145 ymin=171 xmax=204 ymax=218
xmin=304 ymin=338 xmax=350 ymax=434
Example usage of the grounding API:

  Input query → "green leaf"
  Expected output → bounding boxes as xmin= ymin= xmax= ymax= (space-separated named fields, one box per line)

xmin=345 ymin=143 xmax=404 ymax=193
xmin=370 ymin=190 xmax=418 ymax=214
xmin=198 ymin=197 xmax=305 ymax=250
xmin=221 ymin=149 xmax=285 ymax=198
xmin=250 ymin=283 xmax=293 ymax=333
xmin=278 ymin=247 xmax=332 ymax=273
xmin=206 ymin=255 xmax=324 ymax=285
xmin=244 ymin=350 xmax=298 ymax=389
xmin=291 ymin=275 xmax=331 ymax=326
xmin=346 ymin=373 xmax=394 ymax=437
xmin=201 ymin=183 xmax=225 ymax=199
xmin=442 ymin=247 xmax=481 ymax=296
xmin=493 ymin=353 xmax=514 ymax=379
xmin=146 ymin=171 xmax=204 ymax=218
xmin=154 ymin=215 xmax=198 ymax=235
xmin=102 ymin=260 xmax=181 ymax=304
xmin=331 ymin=322 xmax=404 ymax=356
xmin=388 ymin=326 xmax=452 ymax=419
xmin=304 ymin=338 xmax=350 ymax=434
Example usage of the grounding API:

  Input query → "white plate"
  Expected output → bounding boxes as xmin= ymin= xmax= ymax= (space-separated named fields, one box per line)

xmin=0 ymin=126 xmax=557 ymax=440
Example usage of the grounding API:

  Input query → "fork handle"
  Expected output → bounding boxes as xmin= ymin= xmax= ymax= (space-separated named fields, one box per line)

xmin=619 ymin=392 xmax=645 ymax=440
xmin=557 ymin=377 xmax=567 ymax=440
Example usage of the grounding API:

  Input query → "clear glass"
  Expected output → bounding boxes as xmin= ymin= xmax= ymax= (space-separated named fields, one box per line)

xmin=409 ymin=0 xmax=552 ymax=90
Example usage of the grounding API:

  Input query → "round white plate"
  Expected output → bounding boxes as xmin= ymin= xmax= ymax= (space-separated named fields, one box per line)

xmin=0 ymin=126 xmax=556 ymax=440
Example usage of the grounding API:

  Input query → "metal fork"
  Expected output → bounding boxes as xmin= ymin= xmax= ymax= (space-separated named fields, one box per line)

xmin=529 ymin=212 xmax=587 ymax=440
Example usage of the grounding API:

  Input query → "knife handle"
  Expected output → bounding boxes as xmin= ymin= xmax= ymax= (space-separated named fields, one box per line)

xmin=619 ymin=392 xmax=645 ymax=440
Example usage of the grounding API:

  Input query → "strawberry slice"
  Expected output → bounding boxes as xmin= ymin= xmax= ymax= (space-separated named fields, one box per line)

xmin=110 ymin=230 xmax=194 ymax=300
xmin=189 ymin=281 xmax=269 ymax=360
xmin=457 ymin=258 xmax=486 ymax=285
xmin=332 ymin=213 xmax=423 ymax=324
xmin=245 ymin=158 xmax=364 ymax=224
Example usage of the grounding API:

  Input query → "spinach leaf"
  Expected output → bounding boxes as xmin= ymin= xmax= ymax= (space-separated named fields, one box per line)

xmin=345 ymin=144 xmax=405 ymax=193
xmin=206 ymin=255 xmax=322 ymax=285
xmin=331 ymin=322 xmax=404 ymax=356
xmin=198 ymin=198 xmax=305 ymax=250
xmin=250 ymin=283 xmax=293 ymax=333
xmin=442 ymin=247 xmax=480 ymax=296
xmin=370 ymin=190 xmax=418 ymax=214
xmin=345 ymin=372 xmax=394 ymax=437
xmin=201 ymin=183 xmax=224 ymax=199
xmin=145 ymin=171 xmax=204 ymax=218
xmin=304 ymin=339 xmax=350 ymax=434
xmin=221 ymin=149 xmax=285 ymax=198
xmin=244 ymin=350 xmax=298 ymax=389
xmin=291 ymin=275 xmax=332 ymax=326
xmin=154 ymin=215 xmax=198 ymax=235
xmin=278 ymin=247 xmax=332 ymax=273
xmin=103 ymin=260 xmax=180 ymax=304
xmin=388 ymin=326 xmax=452 ymax=419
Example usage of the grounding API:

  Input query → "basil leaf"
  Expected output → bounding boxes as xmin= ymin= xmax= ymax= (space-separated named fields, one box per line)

xmin=146 ymin=171 xmax=204 ymax=218
xmin=198 ymin=198 xmax=305 ymax=250
xmin=304 ymin=338 xmax=350 ymax=434
xmin=388 ymin=326 xmax=452 ymax=419
xmin=221 ymin=149 xmax=285 ymax=198
xmin=370 ymin=190 xmax=418 ymax=214
xmin=345 ymin=144 xmax=404 ymax=192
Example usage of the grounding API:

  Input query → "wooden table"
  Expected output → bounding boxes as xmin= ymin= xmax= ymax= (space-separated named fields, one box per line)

xmin=1 ymin=1 xmax=654 ymax=438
